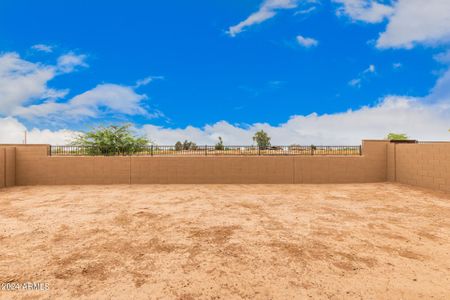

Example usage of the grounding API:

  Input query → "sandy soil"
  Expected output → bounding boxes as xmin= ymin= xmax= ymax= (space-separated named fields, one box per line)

xmin=0 ymin=183 xmax=449 ymax=299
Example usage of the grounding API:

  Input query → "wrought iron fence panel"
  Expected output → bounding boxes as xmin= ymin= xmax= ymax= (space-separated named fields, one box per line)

xmin=50 ymin=145 xmax=362 ymax=156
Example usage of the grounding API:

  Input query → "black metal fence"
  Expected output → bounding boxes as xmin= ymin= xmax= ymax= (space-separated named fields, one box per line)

xmin=49 ymin=145 xmax=362 ymax=156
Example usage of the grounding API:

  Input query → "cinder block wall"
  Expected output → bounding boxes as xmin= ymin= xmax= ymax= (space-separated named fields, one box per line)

xmin=0 ymin=146 xmax=16 ymax=188
xmin=14 ymin=145 xmax=131 ymax=185
xmin=395 ymin=142 xmax=450 ymax=193
xmin=386 ymin=143 xmax=396 ymax=182
xmin=131 ymin=156 xmax=295 ymax=184
xmin=2 ymin=140 xmax=449 ymax=192
xmin=3 ymin=140 xmax=388 ymax=186
xmin=131 ymin=141 xmax=388 ymax=184
xmin=0 ymin=147 xmax=5 ymax=188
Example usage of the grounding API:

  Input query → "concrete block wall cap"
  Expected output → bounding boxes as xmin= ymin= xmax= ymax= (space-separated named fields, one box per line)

xmin=388 ymin=140 xmax=418 ymax=144
xmin=418 ymin=141 xmax=450 ymax=144
xmin=362 ymin=140 xmax=390 ymax=142
xmin=0 ymin=144 xmax=50 ymax=146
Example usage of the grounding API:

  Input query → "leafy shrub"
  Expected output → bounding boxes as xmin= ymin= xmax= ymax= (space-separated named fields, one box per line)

xmin=387 ymin=133 xmax=408 ymax=140
xmin=70 ymin=124 xmax=149 ymax=155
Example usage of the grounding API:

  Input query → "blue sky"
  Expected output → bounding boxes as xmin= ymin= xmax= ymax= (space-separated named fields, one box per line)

xmin=0 ymin=0 xmax=449 ymax=144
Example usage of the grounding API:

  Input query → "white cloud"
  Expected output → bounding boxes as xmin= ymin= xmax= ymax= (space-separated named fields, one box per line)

xmin=139 ymin=66 xmax=449 ymax=146
xmin=426 ymin=68 xmax=450 ymax=104
xmin=227 ymin=0 xmax=300 ymax=37
xmin=335 ymin=0 xmax=450 ymax=49
xmin=31 ymin=44 xmax=54 ymax=53
xmin=296 ymin=35 xmax=319 ymax=47
xmin=294 ymin=6 xmax=317 ymax=15
xmin=2 ymin=75 xmax=449 ymax=145
xmin=57 ymin=52 xmax=88 ymax=73
xmin=377 ymin=0 xmax=450 ymax=48
xmin=141 ymin=99 xmax=447 ymax=145
xmin=0 ymin=52 xmax=64 ymax=115
xmin=349 ymin=64 xmax=375 ymax=87
xmin=141 ymin=121 xmax=251 ymax=145
xmin=140 ymin=93 xmax=449 ymax=145
xmin=348 ymin=78 xmax=362 ymax=87
xmin=3 ymin=92 xmax=449 ymax=145
xmin=393 ymin=62 xmax=402 ymax=69
xmin=434 ymin=50 xmax=450 ymax=65
xmin=227 ymin=0 xmax=450 ymax=49
xmin=0 ymin=52 xmax=154 ymax=122
xmin=334 ymin=0 xmax=394 ymax=23
xmin=0 ymin=117 xmax=78 ymax=144
xmin=366 ymin=64 xmax=375 ymax=73
xmin=3 ymin=64 xmax=449 ymax=145
xmin=135 ymin=76 xmax=164 ymax=88
xmin=12 ymin=84 xmax=149 ymax=120
xmin=69 ymin=84 xmax=148 ymax=116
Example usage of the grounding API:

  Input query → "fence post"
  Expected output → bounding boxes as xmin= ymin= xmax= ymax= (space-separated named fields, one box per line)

xmin=151 ymin=145 xmax=153 ymax=156
xmin=311 ymin=146 xmax=314 ymax=156
xmin=205 ymin=145 xmax=207 ymax=156
xmin=258 ymin=146 xmax=261 ymax=156
xmin=359 ymin=145 xmax=362 ymax=156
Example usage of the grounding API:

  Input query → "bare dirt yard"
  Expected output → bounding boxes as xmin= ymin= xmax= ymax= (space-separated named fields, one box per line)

xmin=1 ymin=183 xmax=450 ymax=299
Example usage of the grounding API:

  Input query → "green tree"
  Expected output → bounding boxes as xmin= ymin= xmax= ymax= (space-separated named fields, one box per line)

xmin=215 ymin=136 xmax=224 ymax=150
xmin=253 ymin=130 xmax=271 ymax=149
xmin=71 ymin=124 xmax=149 ymax=155
xmin=175 ymin=141 xmax=183 ymax=151
xmin=386 ymin=133 xmax=408 ymax=140
xmin=175 ymin=140 xmax=198 ymax=150
xmin=184 ymin=140 xmax=197 ymax=150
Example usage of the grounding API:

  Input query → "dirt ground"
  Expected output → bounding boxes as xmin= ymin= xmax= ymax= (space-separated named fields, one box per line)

xmin=1 ymin=183 xmax=449 ymax=299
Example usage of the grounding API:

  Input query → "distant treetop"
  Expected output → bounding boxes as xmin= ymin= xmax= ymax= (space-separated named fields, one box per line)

xmin=386 ymin=133 xmax=409 ymax=140
xmin=253 ymin=130 xmax=271 ymax=149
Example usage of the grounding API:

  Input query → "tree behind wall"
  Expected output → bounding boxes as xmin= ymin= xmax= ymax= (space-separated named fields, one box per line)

xmin=386 ymin=133 xmax=408 ymax=140
xmin=71 ymin=124 xmax=149 ymax=155
xmin=215 ymin=137 xmax=224 ymax=150
xmin=253 ymin=130 xmax=271 ymax=149
xmin=175 ymin=140 xmax=198 ymax=151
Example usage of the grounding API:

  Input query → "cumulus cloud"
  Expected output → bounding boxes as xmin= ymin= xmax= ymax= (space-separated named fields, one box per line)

xmin=227 ymin=0 xmax=300 ymax=37
xmin=138 ymin=98 xmax=449 ymax=146
xmin=0 ymin=52 xmax=154 ymax=123
xmin=12 ymin=84 xmax=149 ymax=120
xmin=296 ymin=35 xmax=319 ymax=48
xmin=377 ymin=0 xmax=450 ymax=48
xmin=334 ymin=0 xmax=394 ymax=23
xmin=0 ymin=52 xmax=65 ymax=115
xmin=31 ymin=44 xmax=54 ymax=53
xmin=426 ymin=68 xmax=450 ymax=104
xmin=228 ymin=0 xmax=450 ymax=49
xmin=141 ymin=121 xmax=251 ymax=145
xmin=2 ymin=64 xmax=449 ymax=145
xmin=2 ymin=2 xmax=450 ymax=145
xmin=57 ymin=52 xmax=88 ymax=73
xmin=334 ymin=0 xmax=450 ymax=49
xmin=0 ymin=117 xmax=78 ymax=144
xmin=3 ymin=93 xmax=449 ymax=145
xmin=141 ymin=67 xmax=448 ymax=145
